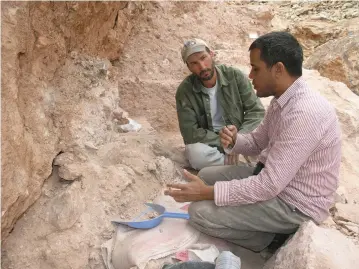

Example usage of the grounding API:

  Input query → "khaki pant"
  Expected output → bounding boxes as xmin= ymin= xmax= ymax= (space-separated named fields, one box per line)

xmin=188 ymin=165 xmax=310 ymax=252
xmin=185 ymin=143 xmax=224 ymax=170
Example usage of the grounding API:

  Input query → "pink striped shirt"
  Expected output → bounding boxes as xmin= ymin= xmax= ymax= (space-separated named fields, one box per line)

xmin=215 ymin=77 xmax=342 ymax=223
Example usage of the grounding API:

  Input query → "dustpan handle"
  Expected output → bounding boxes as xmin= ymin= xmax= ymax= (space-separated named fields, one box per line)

xmin=162 ymin=212 xmax=190 ymax=220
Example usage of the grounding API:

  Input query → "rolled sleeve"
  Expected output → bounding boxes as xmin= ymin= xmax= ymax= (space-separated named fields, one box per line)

xmin=214 ymin=181 xmax=231 ymax=206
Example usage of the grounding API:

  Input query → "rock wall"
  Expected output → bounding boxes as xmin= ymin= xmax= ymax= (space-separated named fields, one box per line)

xmin=264 ymin=221 xmax=359 ymax=269
xmin=1 ymin=1 xmax=145 ymax=238
xmin=271 ymin=1 xmax=359 ymax=95
xmin=304 ymin=35 xmax=359 ymax=95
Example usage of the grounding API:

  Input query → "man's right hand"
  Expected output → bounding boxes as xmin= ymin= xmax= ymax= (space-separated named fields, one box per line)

xmin=220 ymin=125 xmax=238 ymax=149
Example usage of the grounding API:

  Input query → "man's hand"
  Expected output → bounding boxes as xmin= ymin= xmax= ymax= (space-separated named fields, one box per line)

xmin=164 ymin=169 xmax=214 ymax=202
xmin=220 ymin=125 xmax=238 ymax=149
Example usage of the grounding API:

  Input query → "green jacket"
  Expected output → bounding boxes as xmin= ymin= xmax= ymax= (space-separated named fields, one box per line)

xmin=176 ymin=64 xmax=265 ymax=151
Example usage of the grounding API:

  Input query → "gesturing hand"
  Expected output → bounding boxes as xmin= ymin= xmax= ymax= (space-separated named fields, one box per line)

xmin=219 ymin=125 xmax=238 ymax=149
xmin=164 ymin=169 xmax=214 ymax=202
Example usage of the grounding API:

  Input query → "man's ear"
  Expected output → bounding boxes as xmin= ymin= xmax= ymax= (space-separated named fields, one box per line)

xmin=274 ymin=62 xmax=285 ymax=77
xmin=209 ymin=50 xmax=215 ymax=58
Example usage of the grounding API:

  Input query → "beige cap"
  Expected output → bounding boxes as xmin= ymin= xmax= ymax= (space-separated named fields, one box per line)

xmin=181 ymin=38 xmax=209 ymax=63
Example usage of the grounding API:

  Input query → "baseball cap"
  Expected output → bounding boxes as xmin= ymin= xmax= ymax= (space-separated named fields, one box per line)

xmin=181 ymin=38 xmax=210 ymax=63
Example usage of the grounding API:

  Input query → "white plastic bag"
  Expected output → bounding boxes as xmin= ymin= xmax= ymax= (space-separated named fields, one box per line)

xmin=102 ymin=196 xmax=199 ymax=269
xmin=119 ymin=118 xmax=142 ymax=132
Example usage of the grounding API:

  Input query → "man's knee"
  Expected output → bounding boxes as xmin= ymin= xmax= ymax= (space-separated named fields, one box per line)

xmin=185 ymin=143 xmax=210 ymax=170
xmin=197 ymin=166 xmax=222 ymax=185
xmin=185 ymin=143 xmax=223 ymax=170
xmin=188 ymin=201 xmax=213 ymax=226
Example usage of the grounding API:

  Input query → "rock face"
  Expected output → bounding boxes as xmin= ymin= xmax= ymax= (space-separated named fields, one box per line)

xmin=277 ymin=1 xmax=359 ymax=23
xmin=289 ymin=18 xmax=359 ymax=57
xmin=333 ymin=203 xmax=359 ymax=236
xmin=1 ymin=1 xmax=144 ymax=238
xmin=270 ymin=1 xmax=359 ymax=58
xmin=264 ymin=221 xmax=359 ymax=269
xmin=304 ymin=35 xmax=359 ymax=95
xmin=48 ymin=181 xmax=85 ymax=230
xmin=303 ymin=70 xmax=359 ymax=206
xmin=335 ymin=203 xmax=359 ymax=225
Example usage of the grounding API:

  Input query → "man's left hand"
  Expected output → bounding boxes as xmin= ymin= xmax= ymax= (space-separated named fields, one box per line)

xmin=164 ymin=169 xmax=214 ymax=202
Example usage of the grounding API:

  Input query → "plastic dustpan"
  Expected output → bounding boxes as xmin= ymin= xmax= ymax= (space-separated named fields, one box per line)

xmin=111 ymin=203 xmax=190 ymax=229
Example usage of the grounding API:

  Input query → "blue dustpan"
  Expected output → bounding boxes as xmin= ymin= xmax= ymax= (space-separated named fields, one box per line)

xmin=111 ymin=203 xmax=190 ymax=229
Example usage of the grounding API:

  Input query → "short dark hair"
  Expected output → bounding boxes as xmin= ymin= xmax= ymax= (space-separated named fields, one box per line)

xmin=249 ymin=32 xmax=303 ymax=77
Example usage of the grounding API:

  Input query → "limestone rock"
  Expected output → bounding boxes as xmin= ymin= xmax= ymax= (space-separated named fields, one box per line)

xmin=335 ymin=219 xmax=359 ymax=236
xmin=290 ymin=20 xmax=337 ymax=56
xmin=151 ymin=141 xmax=189 ymax=167
xmin=54 ymin=152 xmax=76 ymax=166
xmin=49 ymin=181 xmax=84 ymax=230
xmin=320 ymin=216 xmax=336 ymax=229
xmin=113 ymin=109 xmax=130 ymax=124
xmin=118 ymin=118 xmax=142 ymax=133
xmin=246 ymin=5 xmax=274 ymax=21
xmin=54 ymin=152 xmax=84 ymax=180
xmin=1 ymin=1 xmax=143 ymax=238
xmin=1 ymin=1 xmax=59 ymax=239
xmin=335 ymin=186 xmax=348 ymax=204
xmin=303 ymin=69 xmax=359 ymax=206
xmin=305 ymin=35 xmax=359 ymax=95
xmin=58 ymin=163 xmax=82 ymax=181
xmin=289 ymin=18 xmax=359 ymax=56
xmin=147 ymin=162 xmax=157 ymax=172
xmin=343 ymin=222 xmax=359 ymax=234
xmin=334 ymin=203 xmax=359 ymax=225
xmin=264 ymin=221 xmax=359 ymax=269
xmin=271 ymin=16 xmax=289 ymax=31
xmin=154 ymin=156 xmax=177 ymax=184
xmin=42 ymin=230 xmax=90 ymax=269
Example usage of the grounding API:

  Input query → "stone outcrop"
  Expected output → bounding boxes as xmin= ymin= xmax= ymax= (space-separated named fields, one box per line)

xmin=289 ymin=18 xmax=359 ymax=57
xmin=302 ymin=70 xmax=359 ymax=207
xmin=1 ymin=1 xmax=145 ymax=238
xmin=335 ymin=203 xmax=359 ymax=225
xmin=304 ymin=35 xmax=359 ymax=95
xmin=270 ymin=1 xmax=359 ymax=58
xmin=264 ymin=221 xmax=359 ymax=269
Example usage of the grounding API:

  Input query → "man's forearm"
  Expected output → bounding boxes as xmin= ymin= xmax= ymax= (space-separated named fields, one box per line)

xmin=224 ymin=133 xmax=262 ymax=156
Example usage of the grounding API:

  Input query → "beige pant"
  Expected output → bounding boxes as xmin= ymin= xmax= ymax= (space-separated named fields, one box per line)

xmin=185 ymin=143 xmax=224 ymax=170
xmin=188 ymin=165 xmax=310 ymax=252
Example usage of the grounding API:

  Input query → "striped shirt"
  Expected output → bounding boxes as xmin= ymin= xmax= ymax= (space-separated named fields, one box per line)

xmin=215 ymin=77 xmax=342 ymax=223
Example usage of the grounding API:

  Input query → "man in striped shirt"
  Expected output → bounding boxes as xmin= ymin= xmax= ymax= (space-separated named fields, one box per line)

xmin=165 ymin=32 xmax=342 ymax=253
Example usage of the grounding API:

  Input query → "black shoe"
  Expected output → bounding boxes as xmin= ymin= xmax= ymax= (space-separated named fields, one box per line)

xmin=260 ymin=233 xmax=290 ymax=260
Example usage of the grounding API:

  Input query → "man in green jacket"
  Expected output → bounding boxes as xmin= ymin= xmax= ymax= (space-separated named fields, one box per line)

xmin=176 ymin=38 xmax=265 ymax=170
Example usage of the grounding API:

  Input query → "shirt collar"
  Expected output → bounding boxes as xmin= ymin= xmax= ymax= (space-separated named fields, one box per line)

xmin=192 ymin=65 xmax=229 ymax=93
xmin=276 ymin=76 xmax=306 ymax=108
